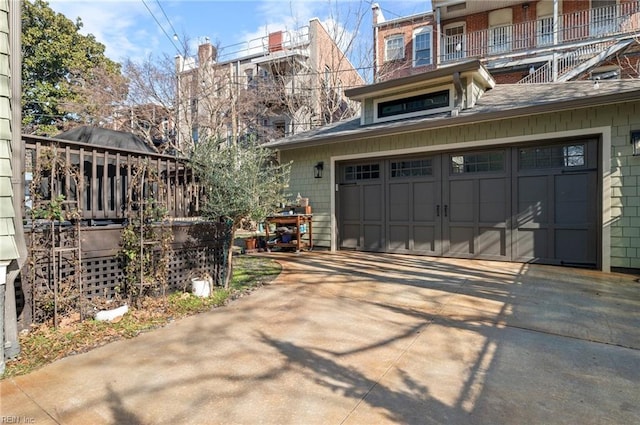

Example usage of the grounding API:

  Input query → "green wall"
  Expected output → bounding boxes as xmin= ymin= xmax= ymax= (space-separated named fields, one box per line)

xmin=280 ymin=101 xmax=640 ymax=270
xmin=0 ymin=1 xmax=17 ymax=262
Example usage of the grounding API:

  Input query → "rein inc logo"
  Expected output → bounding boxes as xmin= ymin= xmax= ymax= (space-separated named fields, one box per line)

xmin=1 ymin=418 xmax=35 ymax=424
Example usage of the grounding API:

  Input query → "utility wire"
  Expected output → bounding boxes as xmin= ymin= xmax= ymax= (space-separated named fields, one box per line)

xmin=141 ymin=0 xmax=183 ymax=55
xmin=155 ymin=0 xmax=182 ymax=47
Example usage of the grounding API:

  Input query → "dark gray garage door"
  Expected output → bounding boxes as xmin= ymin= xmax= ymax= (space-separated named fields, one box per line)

xmin=337 ymin=138 xmax=600 ymax=267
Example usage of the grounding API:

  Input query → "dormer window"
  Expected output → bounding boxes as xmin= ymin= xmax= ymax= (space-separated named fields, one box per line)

xmin=385 ymin=35 xmax=404 ymax=61
xmin=373 ymin=86 xmax=453 ymax=123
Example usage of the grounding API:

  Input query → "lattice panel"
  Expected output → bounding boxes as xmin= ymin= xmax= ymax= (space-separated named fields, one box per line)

xmin=83 ymin=257 xmax=124 ymax=299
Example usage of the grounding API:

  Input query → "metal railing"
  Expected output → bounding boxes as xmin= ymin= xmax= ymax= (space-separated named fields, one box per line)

xmin=440 ymin=2 xmax=640 ymax=64
xmin=216 ymin=26 xmax=310 ymax=63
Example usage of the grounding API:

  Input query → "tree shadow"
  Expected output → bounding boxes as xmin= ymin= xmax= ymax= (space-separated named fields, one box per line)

xmin=258 ymin=332 xmax=476 ymax=424
xmin=105 ymin=383 xmax=146 ymax=425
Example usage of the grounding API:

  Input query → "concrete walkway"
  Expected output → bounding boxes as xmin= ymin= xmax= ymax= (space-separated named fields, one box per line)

xmin=2 ymin=251 xmax=640 ymax=424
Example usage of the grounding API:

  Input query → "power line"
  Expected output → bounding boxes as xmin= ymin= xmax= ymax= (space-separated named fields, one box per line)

xmin=140 ymin=0 xmax=182 ymax=55
xmin=155 ymin=0 xmax=182 ymax=47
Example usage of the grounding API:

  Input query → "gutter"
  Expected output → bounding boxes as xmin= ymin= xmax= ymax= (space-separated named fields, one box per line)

xmin=271 ymin=88 xmax=640 ymax=151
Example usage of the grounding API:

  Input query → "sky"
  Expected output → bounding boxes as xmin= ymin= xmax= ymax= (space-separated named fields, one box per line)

xmin=47 ymin=0 xmax=432 ymax=65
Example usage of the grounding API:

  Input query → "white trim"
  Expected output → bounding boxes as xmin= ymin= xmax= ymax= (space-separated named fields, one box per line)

xmin=373 ymin=85 xmax=454 ymax=124
xmin=329 ymin=125 xmax=612 ymax=272
xmin=412 ymin=26 xmax=433 ymax=67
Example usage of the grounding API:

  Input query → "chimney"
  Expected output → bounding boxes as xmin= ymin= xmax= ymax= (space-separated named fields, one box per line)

xmin=175 ymin=54 xmax=184 ymax=73
xmin=372 ymin=3 xmax=385 ymax=25
xmin=268 ymin=31 xmax=283 ymax=53
xmin=198 ymin=40 xmax=216 ymax=65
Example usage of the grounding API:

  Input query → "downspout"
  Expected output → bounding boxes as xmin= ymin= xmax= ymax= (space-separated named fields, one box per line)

xmin=374 ymin=24 xmax=379 ymax=82
xmin=436 ymin=6 xmax=441 ymax=66
xmin=552 ymin=0 xmax=559 ymax=81
xmin=5 ymin=0 xmax=24 ymax=362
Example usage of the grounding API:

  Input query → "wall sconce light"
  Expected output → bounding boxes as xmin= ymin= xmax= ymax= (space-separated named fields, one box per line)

xmin=314 ymin=161 xmax=324 ymax=178
xmin=631 ymin=130 xmax=640 ymax=156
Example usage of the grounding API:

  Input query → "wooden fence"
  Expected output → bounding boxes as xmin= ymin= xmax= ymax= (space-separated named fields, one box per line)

xmin=23 ymin=134 xmax=201 ymax=222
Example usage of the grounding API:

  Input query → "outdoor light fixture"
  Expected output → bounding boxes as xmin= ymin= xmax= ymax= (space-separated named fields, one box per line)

xmin=631 ymin=130 xmax=640 ymax=156
xmin=314 ymin=161 xmax=324 ymax=178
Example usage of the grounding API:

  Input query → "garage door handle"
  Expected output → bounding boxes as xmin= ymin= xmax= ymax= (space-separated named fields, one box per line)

xmin=436 ymin=205 xmax=440 ymax=217
xmin=444 ymin=205 xmax=448 ymax=217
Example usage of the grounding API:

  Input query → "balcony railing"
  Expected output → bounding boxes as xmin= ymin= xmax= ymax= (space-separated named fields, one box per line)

xmin=440 ymin=2 xmax=640 ymax=64
xmin=216 ymin=26 xmax=310 ymax=63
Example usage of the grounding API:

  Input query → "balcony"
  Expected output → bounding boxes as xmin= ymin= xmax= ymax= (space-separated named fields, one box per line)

xmin=216 ymin=26 xmax=310 ymax=63
xmin=439 ymin=3 xmax=640 ymax=65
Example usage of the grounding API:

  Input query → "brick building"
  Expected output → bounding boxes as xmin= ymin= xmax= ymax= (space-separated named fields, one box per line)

xmin=373 ymin=0 xmax=640 ymax=84
xmin=175 ymin=18 xmax=364 ymax=151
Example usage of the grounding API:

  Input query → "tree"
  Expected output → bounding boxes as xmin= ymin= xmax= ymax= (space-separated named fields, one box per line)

xmin=121 ymin=53 xmax=179 ymax=152
xmin=21 ymin=0 xmax=127 ymax=135
xmin=190 ymin=137 xmax=291 ymax=288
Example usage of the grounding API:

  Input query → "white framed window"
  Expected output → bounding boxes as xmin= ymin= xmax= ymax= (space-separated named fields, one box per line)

xmin=413 ymin=27 xmax=432 ymax=67
xmin=488 ymin=8 xmax=512 ymax=54
xmin=373 ymin=85 xmax=454 ymax=123
xmin=385 ymin=34 xmax=404 ymax=61
xmin=443 ymin=23 xmax=465 ymax=61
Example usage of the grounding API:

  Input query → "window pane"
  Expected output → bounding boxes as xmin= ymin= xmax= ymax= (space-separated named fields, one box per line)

xmin=451 ymin=152 xmax=504 ymax=174
xmin=378 ymin=90 xmax=449 ymax=119
xmin=391 ymin=158 xmax=432 ymax=178
xmin=414 ymin=32 xmax=431 ymax=66
xmin=386 ymin=36 xmax=404 ymax=61
xmin=345 ymin=163 xmax=381 ymax=181
xmin=519 ymin=143 xmax=586 ymax=169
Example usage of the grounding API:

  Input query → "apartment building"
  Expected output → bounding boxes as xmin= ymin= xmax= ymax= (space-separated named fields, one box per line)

xmin=175 ymin=18 xmax=364 ymax=151
xmin=373 ymin=0 xmax=640 ymax=83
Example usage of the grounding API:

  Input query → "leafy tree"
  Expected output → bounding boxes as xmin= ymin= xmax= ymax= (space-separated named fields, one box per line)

xmin=190 ymin=137 xmax=291 ymax=288
xmin=21 ymin=0 xmax=127 ymax=135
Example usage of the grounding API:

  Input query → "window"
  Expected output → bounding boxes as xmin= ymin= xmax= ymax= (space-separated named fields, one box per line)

xmin=324 ymin=65 xmax=331 ymax=91
xmin=376 ymin=89 xmax=451 ymax=121
xmin=443 ymin=24 xmax=465 ymax=61
xmin=245 ymin=69 xmax=254 ymax=87
xmin=490 ymin=25 xmax=512 ymax=53
xmin=192 ymin=126 xmax=199 ymax=143
xmin=385 ymin=35 xmax=404 ymax=61
xmin=537 ymin=16 xmax=554 ymax=46
xmin=488 ymin=8 xmax=513 ymax=54
xmin=413 ymin=27 xmax=432 ymax=67
xmin=345 ymin=164 xmax=380 ymax=181
xmin=519 ymin=144 xmax=586 ymax=169
xmin=590 ymin=66 xmax=620 ymax=80
xmin=591 ymin=0 xmax=618 ymax=36
xmin=391 ymin=159 xmax=433 ymax=178
xmin=451 ymin=152 xmax=504 ymax=174
xmin=274 ymin=121 xmax=286 ymax=138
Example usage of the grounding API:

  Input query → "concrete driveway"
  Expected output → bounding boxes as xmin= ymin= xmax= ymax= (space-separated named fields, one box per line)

xmin=2 ymin=251 xmax=640 ymax=424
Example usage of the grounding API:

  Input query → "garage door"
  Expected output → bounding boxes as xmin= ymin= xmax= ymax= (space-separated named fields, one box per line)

xmin=337 ymin=138 xmax=599 ymax=267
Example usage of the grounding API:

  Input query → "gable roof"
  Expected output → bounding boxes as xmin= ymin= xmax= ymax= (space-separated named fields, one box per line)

xmin=56 ymin=126 xmax=157 ymax=153
xmin=266 ymin=80 xmax=640 ymax=150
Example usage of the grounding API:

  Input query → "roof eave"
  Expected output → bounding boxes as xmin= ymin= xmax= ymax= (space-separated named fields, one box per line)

xmin=270 ymin=88 xmax=640 ymax=151
xmin=345 ymin=60 xmax=486 ymax=101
